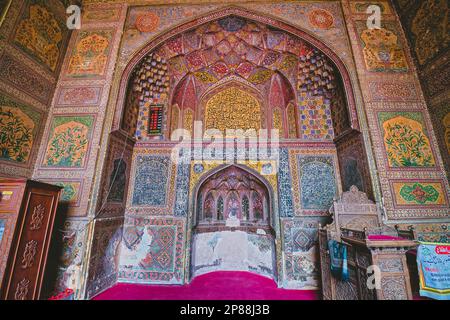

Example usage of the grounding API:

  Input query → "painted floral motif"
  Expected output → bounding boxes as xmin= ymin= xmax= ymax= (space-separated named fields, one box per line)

xmin=399 ymin=183 xmax=439 ymax=205
xmin=381 ymin=114 xmax=435 ymax=167
xmin=67 ymin=31 xmax=112 ymax=78
xmin=44 ymin=116 xmax=94 ymax=168
xmin=358 ymin=23 xmax=408 ymax=72
xmin=393 ymin=181 xmax=447 ymax=206
xmin=308 ymin=9 xmax=334 ymax=30
xmin=0 ymin=107 xmax=35 ymax=163
xmin=248 ymin=69 xmax=273 ymax=84
xmin=135 ymin=12 xmax=160 ymax=33
xmin=272 ymin=108 xmax=284 ymax=138
xmin=194 ymin=71 xmax=217 ymax=84
xmin=139 ymin=226 xmax=176 ymax=272
xmin=14 ymin=3 xmax=63 ymax=71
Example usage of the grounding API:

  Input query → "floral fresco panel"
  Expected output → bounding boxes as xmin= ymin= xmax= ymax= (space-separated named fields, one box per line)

xmin=67 ymin=30 xmax=114 ymax=78
xmin=378 ymin=111 xmax=435 ymax=168
xmin=355 ymin=21 xmax=408 ymax=72
xmin=0 ymin=94 xmax=41 ymax=164
xmin=392 ymin=181 xmax=448 ymax=207
xmin=43 ymin=115 xmax=95 ymax=168
xmin=13 ymin=0 xmax=67 ymax=72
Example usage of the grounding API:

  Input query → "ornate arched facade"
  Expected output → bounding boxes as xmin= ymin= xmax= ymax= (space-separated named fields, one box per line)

xmin=8 ymin=1 xmax=446 ymax=300
xmin=112 ymin=10 xmax=373 ymax=289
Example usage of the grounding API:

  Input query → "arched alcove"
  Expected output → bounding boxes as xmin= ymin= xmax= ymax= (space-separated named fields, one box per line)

xmin=101 ymin=6 xmax=380 ymax=290
xmin=116 ymin=9 xmax=360 ymax=143
xmin=190 ymin=164 xmax=276 ymax=281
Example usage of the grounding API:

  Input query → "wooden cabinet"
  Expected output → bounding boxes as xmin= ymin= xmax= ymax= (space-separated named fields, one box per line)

xmin=0 ymin=179 xmax=62 ymax=300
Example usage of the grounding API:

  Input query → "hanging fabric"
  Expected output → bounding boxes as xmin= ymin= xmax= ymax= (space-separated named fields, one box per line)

xmin=328 ymin=240 xmax=349 ymax=281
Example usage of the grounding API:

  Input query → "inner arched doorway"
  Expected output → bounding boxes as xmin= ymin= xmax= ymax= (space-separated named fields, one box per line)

xmin=191 ymin=165 xmax=276 ymax=281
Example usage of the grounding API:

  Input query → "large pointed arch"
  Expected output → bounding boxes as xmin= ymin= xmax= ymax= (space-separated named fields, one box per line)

xmin=111 ymin=6 xmax=359 ymax=133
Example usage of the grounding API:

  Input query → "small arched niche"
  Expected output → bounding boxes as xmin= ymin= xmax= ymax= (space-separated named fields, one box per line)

xmin=191 ymin=165 xmax=276 ymax=281
xmin=196 ymin=165 xmax=271 ymax=230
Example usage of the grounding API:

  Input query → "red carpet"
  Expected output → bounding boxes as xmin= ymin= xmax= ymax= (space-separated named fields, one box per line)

xmin=93 ymin=271 xmax=320 ymax=300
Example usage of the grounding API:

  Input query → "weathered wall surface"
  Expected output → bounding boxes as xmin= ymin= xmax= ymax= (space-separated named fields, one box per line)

xmin=191 ymin=231 xmax=276 ymax=281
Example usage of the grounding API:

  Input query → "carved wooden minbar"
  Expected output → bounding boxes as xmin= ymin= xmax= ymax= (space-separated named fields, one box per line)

xmin=319 ymin=186 xmax=418 ymax=300
xmin=0 ymin=178 xmax=62 ymax=300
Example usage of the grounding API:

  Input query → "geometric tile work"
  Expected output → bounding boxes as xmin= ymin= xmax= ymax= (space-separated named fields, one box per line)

xmin=12 ymin=0 xmax=69 ymax=73
xmin=174 ymin=157 xmax=191 ymax=217
xmin=282 ymin=218 xmax=327 ymax=289
xmin=298 ymin=93 xmax=334 ymax=140
xmin=86 ymin=217 xmax=123 ymax=299
xmin=65 ymin=30 xmax=114 ymax=79
xmin=118 ymin=217 xmax=184 ymax=284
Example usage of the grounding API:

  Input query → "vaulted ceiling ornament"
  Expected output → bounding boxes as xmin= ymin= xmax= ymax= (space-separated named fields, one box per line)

xmin=124 ymin=14 xmax=350 ymax=139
